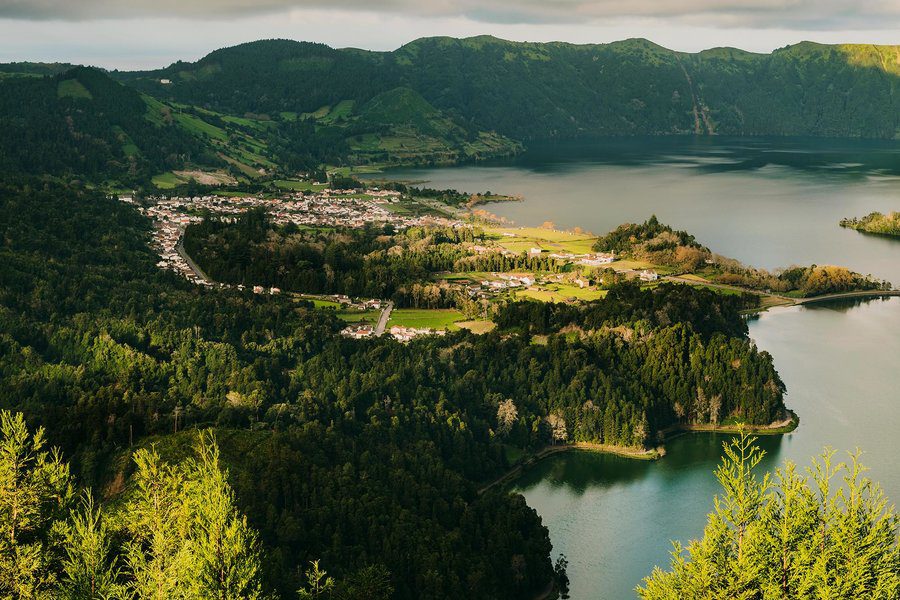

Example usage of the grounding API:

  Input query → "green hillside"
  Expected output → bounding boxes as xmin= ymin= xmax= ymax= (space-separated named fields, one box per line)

xmin=0 ymin=66 xmax=347 ymax=186
xmin=123 ymin=36 xmax=900 ymax=140
xmin=0 ymin=66 xmax=213 ymax=184
xmin=2 ymin=37 xmax=897 ymax=186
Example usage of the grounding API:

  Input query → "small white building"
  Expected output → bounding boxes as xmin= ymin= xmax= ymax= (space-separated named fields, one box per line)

xmin=639 ymin=270 xmax=659 ymax=282
xmin=579 ymin=253 xmax=615 ymax=267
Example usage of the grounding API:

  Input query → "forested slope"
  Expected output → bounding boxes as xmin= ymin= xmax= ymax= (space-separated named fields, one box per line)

xmin=0 ymin=177 xmax=789 ymax=597
xmin=125 ymin=37 xmax=900 ymax=140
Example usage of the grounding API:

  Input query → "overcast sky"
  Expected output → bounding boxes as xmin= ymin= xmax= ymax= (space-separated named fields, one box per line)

xmin=0 ymin=0 xmax=897 ymax=70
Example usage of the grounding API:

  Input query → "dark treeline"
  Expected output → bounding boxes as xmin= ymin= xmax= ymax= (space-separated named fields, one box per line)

xmin=494 ymin=282 xmax=755 ymax=338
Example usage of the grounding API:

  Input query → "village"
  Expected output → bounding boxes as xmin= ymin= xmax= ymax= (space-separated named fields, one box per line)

xmin=118 ymin=188 xmax=661 ymax=342
xmin=118 ymin=187 xmax=466 ymax=288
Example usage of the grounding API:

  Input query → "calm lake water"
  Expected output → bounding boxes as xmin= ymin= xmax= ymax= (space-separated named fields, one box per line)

xmin=378 ymin=137 xmax=900 ymax=285
xmin=378 ymin=138 xmax=900 ymax=599
xmin=510 ymin=298 xmax=900 ymax=599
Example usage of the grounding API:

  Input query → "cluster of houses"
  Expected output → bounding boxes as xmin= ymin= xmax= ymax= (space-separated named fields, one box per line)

xmin=388 ymin=326 xmax=446 ymax=342
xmin=341 ymin=324 xmax=375 ymax=339
xmin=339 ymin=323 xmax=445 ymax=342
xmin=119 ymin=188 xmax=467 ymax=285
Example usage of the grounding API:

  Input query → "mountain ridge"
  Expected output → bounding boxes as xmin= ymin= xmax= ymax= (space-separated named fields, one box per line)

xmin=1 ymin=35 xmax=897 ymax=187
xmin=119 ymin=36 xmax=900 ymax=140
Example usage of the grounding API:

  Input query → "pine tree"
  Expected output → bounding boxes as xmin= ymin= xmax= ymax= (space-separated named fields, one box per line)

xmin=0 ymin=410 xmax=73 ymax=599
xmin=58 ymin=491 xmax=124 ymax=599
xmin=184 ymin=431 xmax=263 ymax=600
xmin=638 ymin=433 xmax=900 ymax=599
xmin=298 ymin=560 xmax=334 ymax=600
xmin=123 ymin=446 xmax=194 ymax=600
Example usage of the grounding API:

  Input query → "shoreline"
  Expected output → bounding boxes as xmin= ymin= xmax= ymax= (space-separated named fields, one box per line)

xmin=479 ymin=410 xmax=799 ymax=494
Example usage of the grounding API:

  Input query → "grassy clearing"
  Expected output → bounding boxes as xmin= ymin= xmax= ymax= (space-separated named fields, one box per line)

xmin=151 ymin=172 xmax=185 ymax=189
xmin=173 ymin=112 xmax=228 ymax=141
xmin=303 ymin=297 xmax=342 ymax=309
xmin=456 ymin=320 xmax=496 ymax=334
xmin=173 ymin=170 xmax=236 ymax=186
xmin=318 ymin=100 xmax=355 ymax=124
xmin=484 ymin=226 xmax=599 ymax=255
xmin=336 ymin=310 xmax=380 ymax=323
xmin=388 ymin=308 xmax=465 ymax=330
xmin=517 ymin=285 xmax=608 ymax=303
xmin=57 ymin=79 xmax=92 ymax=100
xmin=329 ymin=164 xmax=387 ymax=177
xmin=142 ymin=95 xmax=172 ymax=126
xmin=219 ymin=154 xmax=261 ymax=179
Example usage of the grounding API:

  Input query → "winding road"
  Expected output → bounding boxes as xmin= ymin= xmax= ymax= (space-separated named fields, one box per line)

xmin=663 ymin=275 xmax=900 ymax=306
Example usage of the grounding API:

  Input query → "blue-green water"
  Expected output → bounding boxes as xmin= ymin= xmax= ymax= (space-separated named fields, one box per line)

xmin=378 ymin=138 xmax=900 ymax=599
xmin=510 ymin=298 xmax=900 ymax=599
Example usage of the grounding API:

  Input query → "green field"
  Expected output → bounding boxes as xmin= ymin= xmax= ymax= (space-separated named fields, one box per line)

xmin=173 ymin=112 xmax=228 ymax=141
xmin=517 ymin=284 xmax=608 ymax=303
xmin=387 ymin=308 xmax=465 ymax=330
xmin=151 ymin=172 xmax=185 ymax=189
xmin=302 ymin=297 xmax=342 ymax=309
xmin=456 ymin=320 xmax=496 ymax=334
xmin=318 ymin=100 xmax=355 ymax=124
xmin=57 ymin=78 xmax=92 ymax=100
xmin=336 ymin=309 xmax=380 ymax=323
xmin=485 ymin=226 xmax=599 ymax=255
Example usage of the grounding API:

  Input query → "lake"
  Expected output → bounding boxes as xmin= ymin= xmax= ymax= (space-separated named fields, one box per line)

xmin=377 ymin=137 xmax=900 ymax=285
xmin=509 ymin=297 xmax=900 ymax=599
xmin=376 ymin=138 xmax=900 ymax=599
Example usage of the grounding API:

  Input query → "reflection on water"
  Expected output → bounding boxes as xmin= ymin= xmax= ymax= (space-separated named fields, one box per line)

xmin=509 ymin=298 xmax=900 ymax=600
xmin=504 ymin=136 xmax=900 ymax=179
xmin=376 ymin=137 xmax=900 ymax=284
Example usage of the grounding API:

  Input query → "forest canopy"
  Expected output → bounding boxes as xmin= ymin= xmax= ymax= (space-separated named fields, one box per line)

xmin=0 ymin=177 xmax=794 ymax=598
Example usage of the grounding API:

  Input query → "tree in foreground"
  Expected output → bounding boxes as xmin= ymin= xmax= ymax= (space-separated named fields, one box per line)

xmin=0 ymin=410 xmax=73 ymax=598
xmin=638 ymin=433 xmax=900 ymax=599
xmin=0 ymin=409 xmax=268 ymax=599
xmin=125 ymin=431 xmax=265 ymax=600
xmin=59 ymin=491 xmax=124 ymax=599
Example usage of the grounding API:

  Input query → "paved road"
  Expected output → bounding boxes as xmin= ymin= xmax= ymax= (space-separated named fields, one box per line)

xmin=793 ymin=289 xmax=900 ymax=304
xmin=375 ymin=301 xmax=393 ymax=336
xmin=175 ymin=235 xmax=212 ymax=283
xmin=664 ymin=275 xmax=900 ymax=306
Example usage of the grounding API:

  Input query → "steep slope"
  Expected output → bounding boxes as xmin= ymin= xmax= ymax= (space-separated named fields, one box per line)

xmin=0 ymin=66 xmax=212 ymax=182
xmin=124 ymin=36 xmax=900 ymax=140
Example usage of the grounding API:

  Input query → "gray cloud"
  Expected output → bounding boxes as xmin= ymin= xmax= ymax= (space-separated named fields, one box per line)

xmin=2 ymin=0 xmax=899 ymax=29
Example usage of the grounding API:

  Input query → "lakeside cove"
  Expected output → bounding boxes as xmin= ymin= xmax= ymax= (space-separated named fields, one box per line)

xmin=482 ymin=410 xmax=800 ymax=495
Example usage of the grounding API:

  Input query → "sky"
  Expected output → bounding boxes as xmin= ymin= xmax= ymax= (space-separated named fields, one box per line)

xmin=0 ymin=0 xmax=897 ymax=70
